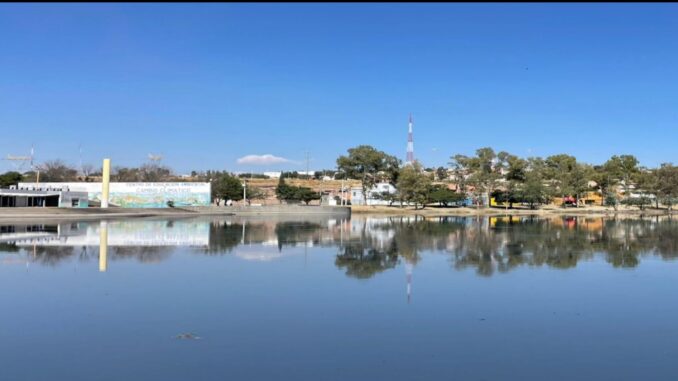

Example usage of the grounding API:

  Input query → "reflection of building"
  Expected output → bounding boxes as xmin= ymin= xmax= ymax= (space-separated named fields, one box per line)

xmin=11 ymin=220 xmax=209 ymax=247
xmin=3 ymin=215 xmax=671 ymax=277
xmin=0 ymin=222 xmax=83 ymax=244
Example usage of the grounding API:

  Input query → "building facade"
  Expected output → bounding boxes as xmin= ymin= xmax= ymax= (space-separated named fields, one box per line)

xmin=350 ymin=182 xmax=398 ymax=205
xmin=17 ymin=182 xmax=211 ymax=208
xmin=0 ymin=186 xmax=88 ymax=208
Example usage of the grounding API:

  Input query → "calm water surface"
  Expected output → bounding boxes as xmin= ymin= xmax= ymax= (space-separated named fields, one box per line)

xmin=1 ymin=215 xmax=677 ymax=381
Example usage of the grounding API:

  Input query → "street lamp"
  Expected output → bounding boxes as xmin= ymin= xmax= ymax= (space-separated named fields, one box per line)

xmin=242 ymin=181 xmax=247 ymax=205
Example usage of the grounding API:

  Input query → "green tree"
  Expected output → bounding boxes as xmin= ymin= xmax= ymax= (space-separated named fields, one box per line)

xmin=435 ymin=166 xmax=448 ymax=181
xmin=275 ymin=176 xmax=319 ymax=204
xmin=396 ymin=162 xmax=433 ymax=209
xmin=519 ymin=171 xmax=550 ymax=209
xmin=565 ymin=163 xmax=592 ymax=207
xmin=337 ymin=145 xmax=400 ymax=205
xmin=450 ymin=148 xmax=506 ymax=208
xmin=0 ymin=171 xmax=23 ymax=188
xmin=543 ymin=154 xmax=578 ymax=197
xmin=656 ymin=164 xmax=678 ymax=211
xmin=295 ymin=187 xmax=321 ymax=205
xmin=449 ymin=154 xmax=470 ymax=195
xmin=544 ymin=155 xmax=592 ymax=207
xmin=592 ymin=164 xmax=618 ymax=209
xmin=212 ymin=172 xmax=243 ymax=204
xmin=498 ymin=154 xmax=528 ymax=209
xmin=275 ymin=175 xmax=295 ymax=202
xmin=429 ymin=185 xmax=465 ymax=207
xmin=635 ymin=168 xmax=661 ymax=209
xmin=603 ymin=155 xmax=639 ymax=202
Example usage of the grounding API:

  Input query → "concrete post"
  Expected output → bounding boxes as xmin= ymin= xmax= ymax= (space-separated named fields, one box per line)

xmin=101 ymin=158 xmax=110 ymax=208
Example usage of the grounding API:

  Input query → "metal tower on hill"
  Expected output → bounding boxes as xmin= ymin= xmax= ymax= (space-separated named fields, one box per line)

xmin=406 ymin=114 xmax=414 ymax=165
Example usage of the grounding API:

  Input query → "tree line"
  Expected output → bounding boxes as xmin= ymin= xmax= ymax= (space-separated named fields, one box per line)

xmin=4 ymin=146 xmax=677 ymax=210
xmin=0 ymin=160 xmax=177 ymax=184
xmin=336 ymin=145 xmax=678 ymax=210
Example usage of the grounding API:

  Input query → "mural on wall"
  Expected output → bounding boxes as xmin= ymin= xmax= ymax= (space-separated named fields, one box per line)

xmin=19 ymin=182 xmax=211 ymax=208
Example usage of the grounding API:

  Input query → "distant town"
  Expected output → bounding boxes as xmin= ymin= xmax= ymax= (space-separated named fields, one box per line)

xmin=2 ymin=139 xmax=677 ymax=212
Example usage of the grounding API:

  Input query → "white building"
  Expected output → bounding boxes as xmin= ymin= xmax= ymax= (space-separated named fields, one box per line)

xmin=263 ymin=172 xmax=282 ymax=179
xmin=350 ymin=182 xmax=397 ymax=205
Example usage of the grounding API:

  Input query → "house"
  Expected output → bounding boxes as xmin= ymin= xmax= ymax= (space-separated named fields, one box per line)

xmin=350 ymin=182 xmax=397 ymax=205
xmin=263 ymin=172 xmax=282 ymax=179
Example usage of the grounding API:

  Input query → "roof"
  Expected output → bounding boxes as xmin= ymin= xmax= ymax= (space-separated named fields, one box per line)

xmin=0 ymin=189 xmax=87 ymax=197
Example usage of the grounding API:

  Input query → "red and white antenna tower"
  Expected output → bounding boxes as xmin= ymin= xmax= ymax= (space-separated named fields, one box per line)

xmin=406 ymin=114 xmax=414 ymax=164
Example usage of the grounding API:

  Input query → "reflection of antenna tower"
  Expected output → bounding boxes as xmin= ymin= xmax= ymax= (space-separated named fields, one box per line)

xmin=406 ymin=115 xmax=414 ymax=165
xmin=405 ymin=262 xmax=413 ymax=304
xmin=4 ymin=145 xmax=34 ymax=172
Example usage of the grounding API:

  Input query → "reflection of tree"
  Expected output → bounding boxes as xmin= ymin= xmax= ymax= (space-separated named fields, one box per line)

xmin=335 ymin=215 xmax=678 ymax=278
xmin=5 ymin=216 xmax=677 ymax=275
xmin=204 ymin=222 xmax=243 ymax=255
xmin=335 ymin=241 xmax=399 ymax=279
xmin=274 ymin=222 xmax=322 ymax=251
xmin=202 ymin=221 xmax=326 ymax=255
xmin=653 ymin=219 xmax=678 ymax=260
xmin=453 ymin=221 xmax=505 ymax=276
xmin=111 ymin=247 xmax=173 ymax=263
xmin=31 ymin=246 xmax=76 ymax=266
xmin=0 ymin=242 xmax=20 ymax=252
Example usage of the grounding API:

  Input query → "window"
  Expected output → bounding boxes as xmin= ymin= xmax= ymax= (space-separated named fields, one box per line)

xmin=72 ymin=199 xmax=79 ymax=207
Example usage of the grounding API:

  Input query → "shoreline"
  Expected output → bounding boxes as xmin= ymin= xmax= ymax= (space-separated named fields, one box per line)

xmin=1 ymin=204 xmax=675 ymax=222
xmin=350 ymin=205 xmax=677 ymax=217
xmin=0 ymin=205 xmax=351 ymax=222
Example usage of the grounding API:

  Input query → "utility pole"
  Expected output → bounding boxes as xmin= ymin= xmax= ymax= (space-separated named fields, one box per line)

xmin=78 ymin=143 xmax=83 ymax=177
xmin=305 ymin=151 xmax=310 ymax=179
xmin=341 ymin=177 xmax=345 ymax=205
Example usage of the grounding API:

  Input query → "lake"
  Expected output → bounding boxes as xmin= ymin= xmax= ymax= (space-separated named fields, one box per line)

xmin=1 ymin=215 xmax=677 ymax=381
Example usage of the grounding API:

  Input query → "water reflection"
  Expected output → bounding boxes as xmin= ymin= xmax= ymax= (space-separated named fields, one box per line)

xmin=0 ymin=215 xmax=677 ymax=276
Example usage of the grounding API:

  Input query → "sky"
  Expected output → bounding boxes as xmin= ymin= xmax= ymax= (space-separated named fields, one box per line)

xmin=1 ymin=3 xmax=678 ymax=174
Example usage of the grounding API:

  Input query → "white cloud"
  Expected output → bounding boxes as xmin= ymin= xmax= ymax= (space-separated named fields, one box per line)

xmin=237 ymin=154 xmax=292 ymax=165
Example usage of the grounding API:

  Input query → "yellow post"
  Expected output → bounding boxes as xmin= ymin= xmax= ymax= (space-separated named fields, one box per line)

xmin=101 ymin=158 xmax=111 ymax=208
xmin=99 ymin=221 xmax=108 ymax=272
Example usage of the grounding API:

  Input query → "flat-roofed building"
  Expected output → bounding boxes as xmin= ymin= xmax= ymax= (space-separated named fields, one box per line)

xmin=17 ymin=182 xmax=210 ymax=208
xmin=0 ymin=186 xmax=89 ymax=208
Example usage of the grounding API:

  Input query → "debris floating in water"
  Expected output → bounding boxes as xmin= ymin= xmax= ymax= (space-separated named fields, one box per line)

xmin=174 ymin=333 xmax=201 ymax=340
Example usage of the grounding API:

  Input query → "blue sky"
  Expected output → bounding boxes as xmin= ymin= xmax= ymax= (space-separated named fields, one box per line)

xmin=1 ymin=3 xmax=677 ymax=174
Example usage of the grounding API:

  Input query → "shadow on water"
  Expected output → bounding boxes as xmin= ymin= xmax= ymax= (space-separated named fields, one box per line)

xmin=0 ymin=215 xmax=677 ymax=277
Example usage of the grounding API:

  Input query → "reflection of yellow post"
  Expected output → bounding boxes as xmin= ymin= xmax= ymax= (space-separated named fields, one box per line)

xmin=99 ymin=221 xmax=108 ymax=272
xmin=101 ymin=158 xmax=111 ymax=208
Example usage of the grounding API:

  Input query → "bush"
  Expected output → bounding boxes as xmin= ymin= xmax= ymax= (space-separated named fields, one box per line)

xmin=622 ymin=197 xmax=652 ymax=210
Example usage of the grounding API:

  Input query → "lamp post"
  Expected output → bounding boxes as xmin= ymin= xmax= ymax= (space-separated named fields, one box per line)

xmin=242 ymin=181 xmax=247 ymax=205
